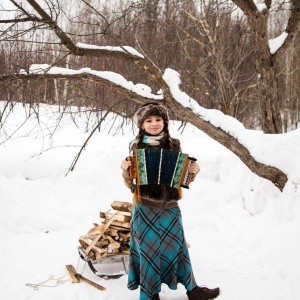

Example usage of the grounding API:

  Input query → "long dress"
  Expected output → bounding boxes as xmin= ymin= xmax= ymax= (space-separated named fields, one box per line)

xmin=127 ymin=204 xmax=198 ymax=300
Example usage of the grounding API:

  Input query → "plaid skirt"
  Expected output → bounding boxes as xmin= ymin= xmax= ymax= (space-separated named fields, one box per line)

xmin=128 ymin=204 xmax=197 ymax=300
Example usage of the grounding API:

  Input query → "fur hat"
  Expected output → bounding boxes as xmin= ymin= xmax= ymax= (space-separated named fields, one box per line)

xmin=133 ymin=102 xmax=169 ymax=128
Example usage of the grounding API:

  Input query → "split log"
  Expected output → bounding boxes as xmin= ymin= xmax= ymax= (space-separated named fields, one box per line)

xmin=85 ymin=213 xmax=117 ymax=253
xmin=110 ymin=220 xmax=131 ymax=229
xmin=65 ymin=264 xmax=106 ymax=291
xmin=80 ymin=237 xmax=108 ymax=259
xmin=110 ymin=225 xmax=131 ymax=231
xmin=79 ymin=201 xmax=132 ymax=261
xmin=105 ymin=228 xmax=119 ymax=237
xmin=88 ymin=225 xmax=106 ymax=235
xmin=118 ymin=232 xmax=129 ymax=245
xmin=100 ymin=211 xmax=131 ymax=223
xmin=104 ymin=234 xmax=121 ymax=249
xmin=66 ymin=265 xmax=80 ymax=283
xmin=75 ymin=273 xmax=106 ymax=290
xmin=120 ymin=246 xmax=130 ymax=254
xmin=95 ymin=240 xmax=109 ymax=248
xmin=115 ymin=211 xmax=131 ymax=217
xmin=111 ymin=201 xmax=132 ymax=212
xmin=79 ymin=239 xmax=97 ymax=260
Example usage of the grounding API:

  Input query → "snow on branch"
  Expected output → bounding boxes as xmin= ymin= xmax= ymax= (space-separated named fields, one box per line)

xmin=15 ymin=64 xmax=248 ymax=145
xmin=162 ymin=68 xmax=245 ymax=138
xmin=19 ymin=64 xmax=162 ymax=100
xmin=18 ymin=64 xmax=246 ymax=146
xmin=77 ymin=43 xmax=144 ymax=59
xmin=7 ymin=62 xmax=289 ymax=189
xmin=255 ymin=2 xmax=267 ymax=13
xmin=269 ymin=32 xmax=289 ymax=54
xmin=162 ymin=68 xmax=292 ymax=181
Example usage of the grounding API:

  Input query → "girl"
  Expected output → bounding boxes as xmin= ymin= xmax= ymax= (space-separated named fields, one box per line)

xmin=121 ymin=103 xmax=220 ymax=300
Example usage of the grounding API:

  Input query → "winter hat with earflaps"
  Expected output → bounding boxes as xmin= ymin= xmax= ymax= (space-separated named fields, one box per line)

xmin=133 ymin=102 xmax=169 ymax=128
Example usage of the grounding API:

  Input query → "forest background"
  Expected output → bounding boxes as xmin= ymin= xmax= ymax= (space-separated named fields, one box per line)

xmin=0 ymin=0 xmax=300 ymax=190
xmin=1 ymin=0 xmax=299 ymax=131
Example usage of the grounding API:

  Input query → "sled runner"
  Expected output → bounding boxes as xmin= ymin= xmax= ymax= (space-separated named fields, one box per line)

xmin=78 ymin=247 xmax=129 ymax=279
xmin=78 ymin=201 xmax=132 ymax=279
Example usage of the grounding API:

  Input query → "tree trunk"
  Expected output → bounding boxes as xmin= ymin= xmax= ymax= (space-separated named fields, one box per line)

xmin=284 ymin=44 xmax=292 ymax=132
xmin=249 ymin=13 xmax=282 ymax=134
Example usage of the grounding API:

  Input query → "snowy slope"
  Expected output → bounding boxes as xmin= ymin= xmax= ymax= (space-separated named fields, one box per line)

xmin=0 ymin=103 xmax=299 ymax=300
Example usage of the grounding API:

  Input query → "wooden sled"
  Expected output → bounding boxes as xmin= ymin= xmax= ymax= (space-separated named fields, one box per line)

xmin=78 ymin=201 xmax=132 ymax=279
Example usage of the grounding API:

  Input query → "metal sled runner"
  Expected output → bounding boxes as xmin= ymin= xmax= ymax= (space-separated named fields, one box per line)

xmin=78 ymin=246 xmax=129 ymax=279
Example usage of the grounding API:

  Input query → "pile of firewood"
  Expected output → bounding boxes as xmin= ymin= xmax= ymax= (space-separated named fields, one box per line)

xmin=79 ymin=201 xmax=132 ymax=261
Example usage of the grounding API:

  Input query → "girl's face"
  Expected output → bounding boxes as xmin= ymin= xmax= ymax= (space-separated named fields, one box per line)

xmin=142 ymin=115 xmax=164 ymax=135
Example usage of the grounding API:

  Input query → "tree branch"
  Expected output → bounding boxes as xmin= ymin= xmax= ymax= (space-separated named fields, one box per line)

xmin=1 ymin=0 xmax=289 ymax=190
xmin=0 ymin=17 xmax=40 ymax=23
xmin=66 ymin=102 xmax=122 ymax=175
xmin=0 ymin=67 xmax=287 ymax=190
xmin=231 ymin=0 xmax=257 ymax=15
xmin=0 ymin=72 xmax=159 ymax=104
xmin=275 ymin=0 xmax=300 ymax=58
xmin=161 ymin=94 xmax=288 ymax=191
xmin=26 ymin=0 xmax=83 ymax=55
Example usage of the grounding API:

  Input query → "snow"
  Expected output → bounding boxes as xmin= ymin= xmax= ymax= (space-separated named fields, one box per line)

xmin=163 ymin=68 xmax=300 ymax=175
xmin=76 ymin=43 xmax=144 ymax=59
xmin=20 ymin=64 xmax=162 ymax=100
xmin=269 ymin=32 xmax=289 ymax=54
xmin=256 ymin=3 xmax=267 ymax=12
xmin=1 ymin=102 xmax=300 ymax=300
xmin=21 ymin=62 xmax=299 ymax=176
xmin=17 ymin=32 xmax=296 ymax=170
xmin=163 ymin=68 xmax=246 ymax=137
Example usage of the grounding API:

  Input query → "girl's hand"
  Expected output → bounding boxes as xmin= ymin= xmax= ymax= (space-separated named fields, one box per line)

xmin=121 ymin=159 xmax=132 ymax=171
xmin=188 ymin=162 xmax=200 ymax=174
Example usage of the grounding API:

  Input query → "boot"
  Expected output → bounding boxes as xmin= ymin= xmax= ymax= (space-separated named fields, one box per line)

xmin=187 ymin=286 xmax=220 ymax=300
xmin=152 ymin=293 xmax=160 ymax=300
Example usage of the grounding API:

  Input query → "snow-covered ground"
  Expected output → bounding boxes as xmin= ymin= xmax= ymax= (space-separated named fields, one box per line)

xmin=0 ymin=103 xmax=299 ymax=300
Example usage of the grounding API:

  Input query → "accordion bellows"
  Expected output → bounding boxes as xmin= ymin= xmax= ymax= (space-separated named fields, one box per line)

xmin=128 ymin=148 xmax=196 ymax=189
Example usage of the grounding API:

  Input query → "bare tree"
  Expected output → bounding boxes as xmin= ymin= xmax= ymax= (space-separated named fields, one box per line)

xmin=164 ymin=0 xmax=257 ymax=120
xmin=0 ymin=0 xmax=291 ymax=190
xmin=231 ymin=0 xmax=300 ymax=133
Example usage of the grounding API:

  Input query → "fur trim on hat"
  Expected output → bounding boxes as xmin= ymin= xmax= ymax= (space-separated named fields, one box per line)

xmin=133 ymin=103 xmax=169 ymax=128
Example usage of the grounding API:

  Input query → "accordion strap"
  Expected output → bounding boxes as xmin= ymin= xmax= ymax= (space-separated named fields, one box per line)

xmin=129 ymin=140 xmax=137 ymax=156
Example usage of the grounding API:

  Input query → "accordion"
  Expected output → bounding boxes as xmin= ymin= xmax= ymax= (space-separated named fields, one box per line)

xmin=128 ymin=148 xmax=196 ymax=189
